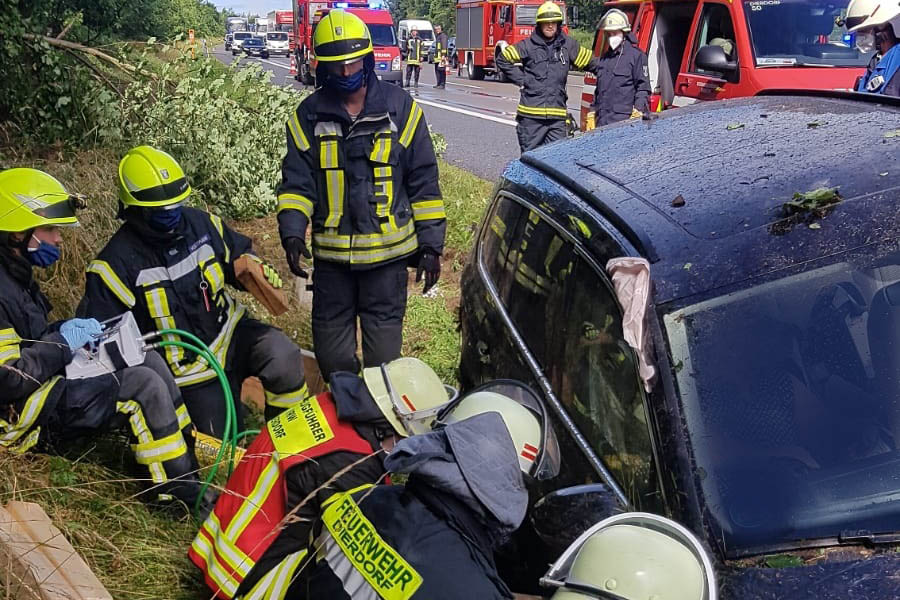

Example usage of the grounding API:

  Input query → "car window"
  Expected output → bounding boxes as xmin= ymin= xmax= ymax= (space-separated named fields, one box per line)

xmin=479 ymin=197 xmax=525 ymax=303
xmin=557 ymin=258 xmax=657 ymax=505
xmin=690 ymin=2 xmax=737 ymax=74
xmin=234 ymin=32 xmax=251 ymax=40
xmin=267 ymin=32 xmax=288 ymax=41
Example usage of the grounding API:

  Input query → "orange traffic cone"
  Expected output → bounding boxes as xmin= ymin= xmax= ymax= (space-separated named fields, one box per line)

xmin=290 ymin=53 xmax=297 ymax=77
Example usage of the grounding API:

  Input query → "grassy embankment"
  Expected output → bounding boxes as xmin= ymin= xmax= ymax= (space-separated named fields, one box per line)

xmin=0 ymin=145 xmax=492 ymax=598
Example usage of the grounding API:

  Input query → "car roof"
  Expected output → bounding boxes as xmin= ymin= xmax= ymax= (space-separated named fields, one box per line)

xmin=517 ymin=94 xmax=900 ymax=305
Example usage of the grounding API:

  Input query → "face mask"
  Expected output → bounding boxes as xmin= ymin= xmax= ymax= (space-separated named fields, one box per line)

xmin=609 ymin=32 xmax=624 ymax=50
xmin=27 ymin=235 xmax=60 ymax=267
xmin=327 ymin=68 xmax=366 ymax=94
xmin=146 ymin=205 xmax=183 ymax=232
xmin=856 ymin=31 xmax=875 ymax=54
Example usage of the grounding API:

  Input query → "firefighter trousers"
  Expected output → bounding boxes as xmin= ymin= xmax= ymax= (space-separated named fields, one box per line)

xmin=516 ymin=116 xmax=567 ymax=153
xmin=404 ymin=64 xmax=421 ymax=87
xmin=60 ymin=351 xmax=203 ymax=508
xmin=181 ymin=317 xmax=306 ymax=437
xmin=434 ymin=63 xmax=447 ymax=87
xmin=311 ymin=259 xmax=409 ymax=381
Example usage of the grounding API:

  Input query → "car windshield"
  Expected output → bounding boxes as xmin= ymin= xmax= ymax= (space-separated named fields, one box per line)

xmin=267 ymin=32 xmax=288 ymax=41
xmin=369 ymin=24 xmax=397 ymax=46
xmin=664 ymin=242 xmax=900 ymax=555
xmin=743 ymin=0 xmax=872 ymax=66
xmin=234 ymin=32 xmax=251 ymax=40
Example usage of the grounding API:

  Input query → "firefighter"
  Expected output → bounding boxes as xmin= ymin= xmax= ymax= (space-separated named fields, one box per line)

xmin=0 ymin=168 xmax=208 ymax=512
xmin=541 ymin=513 xmax=717 ymax=600
xmin=78 ymin=146 xmax=306 ymax=437
xmin=277 ymin=10 xmax=446 ymax=380
xmin=189 ymin=357 xmax=456 ymax=599
xmin=433 ymin=23 xmax=449 ymax=88
xmin=591 ymin=9 xmax=652 ymax=126
xmin=496 ymin=1 xmax=600 ymax=153
xmin=404 ymin=28 xmax=424 ymax=89
xmin=305 ymin=380 xmax=561 ymax=599
xmin=846 ymin=0 xmax=900 ymax=96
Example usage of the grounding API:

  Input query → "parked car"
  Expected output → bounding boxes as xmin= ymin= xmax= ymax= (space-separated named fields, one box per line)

xmin=240 ymin=36 xmax=269 ymax=58
xmin=224 ymin=33 xmax=233 ymax=51
xmin=458 ymin=92 xmax=900 ymax=598
xmin=265 ymin=31 xmax=290 ymax=56
xmin=231 ymin=31 xmax=253 ymax=54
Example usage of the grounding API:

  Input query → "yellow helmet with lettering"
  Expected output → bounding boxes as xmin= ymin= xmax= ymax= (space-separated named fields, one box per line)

xmin=363 ymin=357 xmax=458 ymax=436
xmin=0 ymin=168 xmax=81 ymax=233
xmin=600 ymin=8 xmax=632 ymax=32
xmin=313 ymin=9 xmax=373 ymax=63
xmin=536 ymin=1 xmax=564 ymax=23
xmin=118 ymin=146 xmax=191 ymax=208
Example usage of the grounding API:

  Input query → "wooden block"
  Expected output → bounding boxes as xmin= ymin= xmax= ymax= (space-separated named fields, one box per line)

xmin=0 ymin=501 xmax=112 ymax=600
xmin=240 ymin=350 xmax=326 ymax=411
xmin=234 ymin=255 xmax=289 ymax=316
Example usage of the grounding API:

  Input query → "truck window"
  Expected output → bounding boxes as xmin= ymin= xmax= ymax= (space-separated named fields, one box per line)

xmin=743 ymin=0 xmax=871 ymax=67
xmin=368 ymin=24 xmax=398 ymax=47
xmin=516 ymin=4 xmax=566 ymax=26
xmin=690 ymin=3 xmax=737 ymax=75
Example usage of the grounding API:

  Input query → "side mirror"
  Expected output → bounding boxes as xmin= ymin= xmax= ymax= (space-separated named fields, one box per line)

xmin=530 ymin=484 xmax=624 ymax=556
xmin=695 ymin=44 xmax=737 ymax=77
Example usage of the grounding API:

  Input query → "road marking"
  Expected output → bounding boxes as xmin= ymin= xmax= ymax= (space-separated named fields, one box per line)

xmin=415 ymin=98 xmax=517 ymax=126
xmin=447 ymin=81 xmax=481 ymax=89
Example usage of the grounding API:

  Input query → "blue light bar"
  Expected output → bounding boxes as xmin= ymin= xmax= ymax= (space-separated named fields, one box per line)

xmin=335 ymin=2 xmax=349 ymax=6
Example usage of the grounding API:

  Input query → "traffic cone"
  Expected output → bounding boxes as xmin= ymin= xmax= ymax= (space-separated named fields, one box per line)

xmin=290 ymin=53 xmax=297 ymax=77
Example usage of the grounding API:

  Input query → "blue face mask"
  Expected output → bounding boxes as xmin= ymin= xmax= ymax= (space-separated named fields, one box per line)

xmin=327 ymin=68 xmax=366 ymax=94
xmin=26 ymin=235 xmax=61 ymax=268
xmin=147 ymin=205 xmax=183 ymax=232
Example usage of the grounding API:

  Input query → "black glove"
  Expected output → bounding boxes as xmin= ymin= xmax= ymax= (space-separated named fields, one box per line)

xmin=416 ymin=250 xmax=441 ymax=294
xmin=283 ymin=236 xmax=311 ymax=278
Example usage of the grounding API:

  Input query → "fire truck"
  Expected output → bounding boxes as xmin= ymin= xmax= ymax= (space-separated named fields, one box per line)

xmin=455 ymin=0 xmax=568 ymax=80
xmin=291 ymin=1 xmax=401 ymax=86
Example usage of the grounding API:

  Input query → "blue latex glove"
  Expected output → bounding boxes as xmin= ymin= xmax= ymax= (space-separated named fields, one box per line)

xmin=59 ymin=318 xmax=103 ymax=350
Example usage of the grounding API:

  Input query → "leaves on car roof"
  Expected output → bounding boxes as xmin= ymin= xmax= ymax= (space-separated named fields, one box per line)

xmin=770 ymin=187 xmax=841 ymax=236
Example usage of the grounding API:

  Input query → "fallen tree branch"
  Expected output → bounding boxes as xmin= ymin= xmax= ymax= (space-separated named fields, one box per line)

xmin=62 ymin=48 xmax=124 ymax=99
xmin=22 ymin=33 xmax=158 ymax=80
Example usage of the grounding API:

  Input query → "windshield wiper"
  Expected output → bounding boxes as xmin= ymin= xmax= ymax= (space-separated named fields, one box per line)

xmin=839 ymin=530 xmax=900 ymax=545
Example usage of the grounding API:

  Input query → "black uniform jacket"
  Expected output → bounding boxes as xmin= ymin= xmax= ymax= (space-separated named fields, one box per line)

xmin=592 ymin=37 xmax=652 ymax=126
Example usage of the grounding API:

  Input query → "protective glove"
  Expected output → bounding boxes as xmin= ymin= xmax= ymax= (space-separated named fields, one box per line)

xmin=630 ymin=107 xmax=643 ymax=120
xmin=283 ymin=236 xmax=312 ymax=278
xmin=415 ymin=250 xmax=441 ymax=295
xmin=261 ymin=262 xmax=283 ymax=289
xmin=60 ymin=318 xmax=103 ymax=351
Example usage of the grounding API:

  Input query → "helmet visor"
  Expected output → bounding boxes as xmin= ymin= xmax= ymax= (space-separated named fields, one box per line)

xmin=380 ymin=363 xmax=455 ymax=432
xmin=29 ymin=193 xmax=84 ymax=226
xmin=436 ymin=379 xmax=561 ymax=480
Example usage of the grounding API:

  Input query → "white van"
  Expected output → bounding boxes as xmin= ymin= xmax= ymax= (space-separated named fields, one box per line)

xmin=398 ymin=19 xmax=435 ymax=61
xmin=265 ymin=31 xmax=290 ymax=56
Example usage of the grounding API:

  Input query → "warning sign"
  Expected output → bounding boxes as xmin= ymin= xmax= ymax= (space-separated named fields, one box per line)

xmin=323 ymin=495 xmax=423 ymax=600
xmin=268 ymin=395 xmax=335 ymax=458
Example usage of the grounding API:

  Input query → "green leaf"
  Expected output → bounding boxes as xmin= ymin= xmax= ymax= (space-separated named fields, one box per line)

xmin=764 ymin=554 xmax=804 ymax=568
xmin=683 ymin=262 xmax=692 ymax=270
xmin=885 ymin=129 xmax=900 ymax=139
xmin=726 ymin=123 xmax=745 ymax=131
xmin=808 ymin=223 xmax=821 ymax=230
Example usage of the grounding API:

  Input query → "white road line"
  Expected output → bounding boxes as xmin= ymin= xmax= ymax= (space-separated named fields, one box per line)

xmin=447 ymin=81 xmax=481 ymax=89
xmin=415 ymin=98 xmax=517 ymax=126
xmin=258 ymin=58 xmax=291 ymax=70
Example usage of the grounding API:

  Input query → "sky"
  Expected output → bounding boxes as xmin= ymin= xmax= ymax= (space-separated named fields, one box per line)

xmin=212 ymin=0 xmax=291 ymax=17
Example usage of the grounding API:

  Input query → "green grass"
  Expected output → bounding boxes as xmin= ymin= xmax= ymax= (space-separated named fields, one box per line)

xmin=569 ymin=27 xmax=596 ymax=50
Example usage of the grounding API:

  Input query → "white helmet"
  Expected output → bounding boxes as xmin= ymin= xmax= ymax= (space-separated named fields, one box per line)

xmin=845 ymin=0 xmax=900 ymax=37
xmin=599 ymin=8 xmax=632 ymax=32
xmin=542 ymin=513 xmax=717 ymax=600
xmin=435 ymin=380 xmax=560 ymax=480
xmin=363 ymin=357 xmax=458 ymax=436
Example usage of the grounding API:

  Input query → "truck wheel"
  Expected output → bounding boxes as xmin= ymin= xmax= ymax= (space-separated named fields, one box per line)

xmin=466 ymin=56 xmax=485 ymax=81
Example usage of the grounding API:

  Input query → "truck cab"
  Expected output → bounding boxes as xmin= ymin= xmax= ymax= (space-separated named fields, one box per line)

xmin=580 ymin=0 xmax=871 ymax=128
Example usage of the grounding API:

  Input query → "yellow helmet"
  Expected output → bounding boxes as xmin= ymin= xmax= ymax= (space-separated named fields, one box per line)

xmin=118 ymin=146 xmax=191 ymax=208
xmin=536 ymin=1 xmax=564 ymax=23
xmin=362 ymin=357 xmax=458 ymax=436
xmin=600 ymin=8 xmax=632 ymax=32
xmin=0 ymin=168 xmax=81 ymax=233
xmin=313 ymin=10 xmax=373 ymax=63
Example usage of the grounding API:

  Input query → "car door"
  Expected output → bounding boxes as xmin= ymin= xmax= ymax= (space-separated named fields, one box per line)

xmin=674 ymin=1 xmax=748 ymax=101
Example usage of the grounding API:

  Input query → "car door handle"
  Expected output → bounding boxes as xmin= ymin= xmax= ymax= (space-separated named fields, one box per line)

xmin=677 ymin=81 xmax=690 ymax=93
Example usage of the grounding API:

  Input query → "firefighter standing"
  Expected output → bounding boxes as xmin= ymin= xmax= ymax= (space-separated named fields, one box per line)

xmin=496 ymin=1 xmax=601 ymax=153
xmin=278 ymin=10 xmax=446 ymax=380
xmin=591 ymin=9 xmax=652 ymax=126
xmin=78 ymin=146 xmax=306 ymax=437
xmin=846 ymin=0 xmax=900 ymax=96
xmin=189 ymin=357 xmax=455 ymax=598
xmin=404 ymin=28 xmax=425 ymax=89
xmin=0 ymin=168 xmax=207 ymax=512
xmin=433 ymin=24 xmax=449 ymax=89
xmin=305 ymin=380 xmax=560 ymax=599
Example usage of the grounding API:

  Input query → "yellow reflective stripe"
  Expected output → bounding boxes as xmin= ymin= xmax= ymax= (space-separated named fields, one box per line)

xmin=277 ymin=193 xmax=314 ymax=218
xmin=132 ymin=429 xmax=188 ymax=465
xmin=175 ymin=403 xmax=191 ymax=430
xmin=202 ymin=509 xmax=255 ymax=581
xmin=324 ymin=170 xmax=344 ymax=228
xmin=224 ymin=457 xmax=281 ymax=545
xmin=145 ymin=288 xmax=184 ymax=371
xmin=314 ymin=219 xmax=416 ymax=250
xmin=574 ymin=46 xmax=591 ymax=69
xmin=502 ymin=45 xmax=520 ymax=62
xmin=86 ymin=260 xmax=136 ymax=308
xmin=517 ymin=104 xmax=569 ymax=118
xmin=369 ymin=131 xmax=392 ymax=164
xmin=0 ymin=377 xmax=60 ymax=447
xmin=264 ymin=382 xmax=310 ymax=408
xmin=287 ymin=112 xmax=310 ymax=152
xmin=410 ymin=199 xmax=446 ymax=221
xmin=313 ymin=233 xmax=418 ymax=265
xmin=399 ymin=102 xmax=423 ymax=148
xmin=245 ymin=549 xmax=308 ymax=600
xmin=172 ymin=298 xmax=245 ymax=384
xmin=321 ymin=483 xmax=375 ymax=509
xmin=203 ymin=261 xmax=225 ymax=295
xmin=0 ymin=346 xmax=21 ymax=365
xmin=191 ymin=511 xmax=243 ymax=596
xmin=0 ymin=328 xmax=19 ymax=345
xmin=118 ymin=400 xmax=167 ymax=485
xmin=209 ymin=214 xmax=230 ymax=264
xmin=319 ymin=139 xmax=339 ymax=169
xmin=10 ymin=428 xmax=40 ymax=454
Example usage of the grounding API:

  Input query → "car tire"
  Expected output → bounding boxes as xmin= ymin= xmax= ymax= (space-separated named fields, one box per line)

xmin=466 ymin=55 xmax=485 ymax=80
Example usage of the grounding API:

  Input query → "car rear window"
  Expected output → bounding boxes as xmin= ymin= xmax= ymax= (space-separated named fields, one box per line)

xmin=267 ymin=32 xmax=288 ymax=41
xmin=234 ymin=32 xmax=252 ymax=40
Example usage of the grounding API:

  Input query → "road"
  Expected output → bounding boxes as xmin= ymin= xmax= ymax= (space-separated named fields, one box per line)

xmin=212 ymin=47 xmax=588 ymax=180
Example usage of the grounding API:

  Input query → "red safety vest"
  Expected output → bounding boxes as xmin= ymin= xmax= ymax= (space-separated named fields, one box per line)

xmin=188 ymin=392 xmax=374 ymax=598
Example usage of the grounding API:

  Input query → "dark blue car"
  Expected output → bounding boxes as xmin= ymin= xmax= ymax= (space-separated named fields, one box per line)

xmin=458 ymin=92 xmax=900 ymax=598
xmin=239 ymin=36 xmax=268 ymax=59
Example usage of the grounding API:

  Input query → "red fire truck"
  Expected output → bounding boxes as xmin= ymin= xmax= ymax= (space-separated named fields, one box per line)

xmin=291 ymin=1 xmax=401 ymax=86
xmin=268 ymin=9 xmax=294 ymax=38
xmin=579 ymin=0 xmax=869 ymax=130
xmin=455 ymin=0 xmax=568 ymax=80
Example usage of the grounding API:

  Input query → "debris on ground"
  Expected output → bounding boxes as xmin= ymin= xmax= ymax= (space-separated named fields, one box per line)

xmin=726 ymin=123 xmax=745 ymax=131
xmin=672 ymin=194 xmax=686 ymax=207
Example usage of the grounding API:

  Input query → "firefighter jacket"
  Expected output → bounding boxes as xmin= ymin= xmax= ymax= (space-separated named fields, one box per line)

xmin=434 ymin=31 xmax=449 ymax=61
xmin=277 ymin=71 xmax=446 ymax=269
xmin=189 ymin=386 xmax=385 ymax=599
xmin=405 ymin=37 xmax=424 ymax=66
xmin=79 ymin=207 xmax=254 ymax=388
xmin=497 ymin=30 xmax=600 ymax=120
xmin=0 ymin=250 xmax=69 ymax=453
xmin=857 ymin=44 xmax=900 ymax=96
xmin=591 ymin=37 xmax=652 ymax=126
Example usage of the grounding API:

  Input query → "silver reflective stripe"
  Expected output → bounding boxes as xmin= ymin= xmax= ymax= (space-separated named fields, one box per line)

xmin=135 ymin=267 xmax=169 ymax=286
xmin=318 ymin=530 xmax=381 ymax=600
xmin=136 ymin=244 xmax=216 ymax=286
xmin=314 ymin=121 xmax=343 ymax=137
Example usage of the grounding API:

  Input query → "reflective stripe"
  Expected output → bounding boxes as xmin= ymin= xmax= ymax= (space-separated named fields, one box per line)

xmin=517 ymin=104 xmax=569 ymax=119
xmin=204 ymin=261 xmax=225 ymax=295
xmin=210 ymin=214 xmax=231 ymax=264
xmin=320 ymin=139 xmax=339 ymax=169
xmin=502 ymin=45 xmax=521 ymax=62
xmin=0 ymin=328 xmax=20 ymax=345
xmin=133 ymin=429 xmax=188 ymax=465
xmin=134 ymin=267 xmax=168 ymax=286
xmin=574 ymin=46 xmax=591 ymax=69
xmin=224 ymin=458 xmax=281 ymax=545
xmin=314 ymin=121 xmax=343 ymax=138
xmin=145 ymin=288 xmax=184 ymax=369
xmin=277 ymin=193 xmax=314 ymax=218
xmin=0 ymin=377 xmax=61 ymax=449
xmin=191 ymin=514 xmax=242 ymax=597
xmin=287 ymin=112 xmax=311 ymax=152
xmin=118 ymin=400 xmax=167 ymax=486
xmin=264 ymin=382 xmax=310 ymax=408
xmin=314 ymin=219 xmax=416 ymax=250
xmin=313 ymin=233 xmax=418 ymax=265
xmin=410 ymin=199 xmax=446 ymax=221
xmin=323 ymin=170 xmax=345 ymax=228
xmin=86 ymin=260 xmax=136 ymax=307
xmin=0 ymin=346 xmax=21 ymax=365
xmin=135 ymin=244 xmax=216 ymax=286
xmin=174 ymin=300 xmax=246 ymax=386
xmin=399 ymin=102 xmax=423 ymax=148
xmin=175 ymin=403 xmax=191 ymax=430
xmin=369 ymin=131 xmax=392 ymax=164
xmin=245 ymin=549 xmax=308 ymax=600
